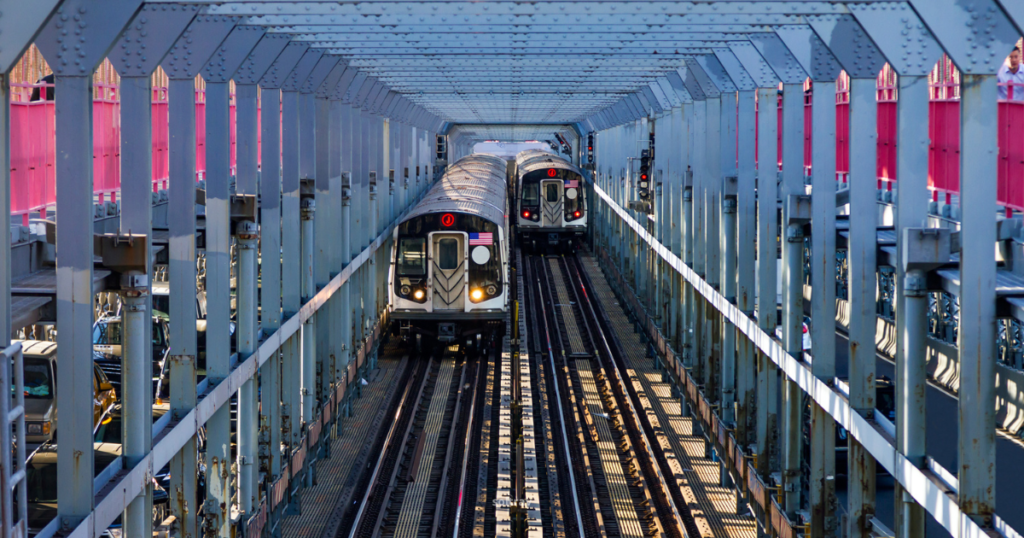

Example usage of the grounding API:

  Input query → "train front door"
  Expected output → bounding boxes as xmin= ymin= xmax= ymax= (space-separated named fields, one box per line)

xmin=540 ymin=179 xmax=563 ymax=227
xmin=429 ymin=232 xmax=467 ymax=311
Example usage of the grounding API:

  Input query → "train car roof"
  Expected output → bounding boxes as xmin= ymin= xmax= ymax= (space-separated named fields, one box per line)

xmin=514 ymin=149 xmax=556 ymax=165
xmin=515 ymin=151 xmax=584 ymax=178
xmin=400 ymin=154 xmax=508 ymax=227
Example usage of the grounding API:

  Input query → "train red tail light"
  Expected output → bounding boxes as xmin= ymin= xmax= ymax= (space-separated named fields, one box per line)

xmin=574 ymin=211 xmax=581 ymax=218
xmin=522 ymin=210 xmax=530 ymax=219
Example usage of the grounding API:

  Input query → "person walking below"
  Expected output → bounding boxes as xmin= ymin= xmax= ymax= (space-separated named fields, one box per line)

xmin=998 ymin=47 xmax=1024 ymax=100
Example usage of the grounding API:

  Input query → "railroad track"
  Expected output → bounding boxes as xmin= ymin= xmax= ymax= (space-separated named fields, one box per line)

xmin=344 ymin=344 xmax=490 ymax=538
xmin=525 ymin=251 xmax=690 ymax=538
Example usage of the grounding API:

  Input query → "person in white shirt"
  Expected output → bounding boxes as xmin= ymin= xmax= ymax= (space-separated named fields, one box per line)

xmin=998 ymin=47 xmax=1024 ymax=101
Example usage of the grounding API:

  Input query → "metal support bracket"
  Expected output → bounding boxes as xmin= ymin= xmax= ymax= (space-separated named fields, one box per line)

xmin=230 ymin=195 xmax=258 ymax=226
xmin=95 ymin=233 xmax=149 ymax=274
xmin=902 ymin=228 xmax=952 ymax=274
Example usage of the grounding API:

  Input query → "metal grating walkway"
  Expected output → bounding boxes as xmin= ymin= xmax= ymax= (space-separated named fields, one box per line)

xmin=280 ymin=345 xmax=406 ymax=538
xmin=394 ymin=356 xmax=457 ymax=538
xmin=580 ymin=255 xmax=757 ymax=538
xmin=576 ymin=359 xmax=648 ymax=538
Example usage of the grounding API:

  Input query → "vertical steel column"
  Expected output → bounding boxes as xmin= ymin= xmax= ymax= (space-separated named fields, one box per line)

xmin=957 ymin=73 xmax=997 ymax=527
xmin=810 ymin=78 xmax=838 ymax=538
xmin=0 ymin=72 xmax=8 ymax=353
xmin=719 ymin=89 xmax=737 ymax=428
xmin=281 ymin=86 xmax=301 ymax=453
xmin=846 ymin=75 xmax=880 ymax=533
xmin=301 ymin=198 xmax=316 ymax=424
xmin=260 ymin=86 xmax=283 ymax=480
xmin=681 ymin=102 xmax=694 ymax=368
xmin=53 ymin=72 xmax=97 ymax=531
xmin=168 ymin=76 xmax=199 ymax=538
xmin=338 ymin=105 xmax=352 ymax=393
xmin=705 ymin=96 xmax=722 ymax=402
xmin=119 ymin=278 xmax=150 ymax=536
xmin=755 ymin=87 xmax=779 ymax=477
xmin=668 ymin=107 xmax=683 ymax=349
xmin=119 ymin=75 xmax=155 ymax=538
xmin=204 ymin=80 xmax=234 ymax=538
xmin=234 ymin=81 xmax=260 ymax=516
xmin=691 ymin=99 xmax=707 ymax=382
xmin=845 ymin=76 xmax=880 ymax=537
xmin=780 ymin=82 xmax=804 ymax=513
xmin=235 ymin=220 xmax=259 ymax=515
xmin=736 ymin=89 xmax=757 ymax=448
xmin=325 ymin=98 xmax=342 ymax=404
xmin=894 ymin=74 xmax=932 ymax=538
xmin=313 ymin=95 xmax=330 ymax=412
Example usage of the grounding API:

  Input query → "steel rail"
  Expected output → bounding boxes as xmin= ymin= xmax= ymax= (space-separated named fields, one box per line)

xmin=592 ymin=183 xmax=1002 ymax=538
xmin=526 ymin=254 xmax=587 ymax=537
xmin=564 ymin=253 xmax=688 ymax=538
xmin=347 ymin=359 xmax=432 ymax=538
xmin=451 ymin=347 xmax=490 ymax=538
xmin=431 ymin=352 xmax=480 ymax=538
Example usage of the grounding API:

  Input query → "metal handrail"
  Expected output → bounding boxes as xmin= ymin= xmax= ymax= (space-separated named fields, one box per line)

xmin=1 ymin=342 xmax=28 ymax=538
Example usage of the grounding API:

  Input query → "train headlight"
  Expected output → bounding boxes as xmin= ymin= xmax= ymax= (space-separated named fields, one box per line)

xmin=470 ymin=288 xmax=484 ymax=302
xmin=486 ymin=284 xmax=498 ymax=296
xmin=400 ymin=285 xmax=411 ymax=296
xmin=413 ymin=289 xmax=425 ymax=300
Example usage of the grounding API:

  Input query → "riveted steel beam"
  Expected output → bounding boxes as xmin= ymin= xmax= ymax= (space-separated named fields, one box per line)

xmin=34 ymin=0 xmax=144 ymax=529
xmin=108 ymin=7 xmax=199 ymax=537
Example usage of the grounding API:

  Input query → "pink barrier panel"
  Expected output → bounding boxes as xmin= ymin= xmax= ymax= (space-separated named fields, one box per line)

xmin=196 ymin=89 xmax=207 ymax=180
xmin=998 ymin=98 xmax=1024 ymax=211
xmin=835 ymin=101 xmax=849 ymax=179
xmin=93 ymin=98 xmax=120 ymax=201
xmin=152 ymin=87 xmax=170 ymax=191
xmin=804 ymin=86 xmax=813 ymax=176
xmin=9 ymin=98 xmax=55 ymax=222
xmin=230 ymin=98 xmax=237 ymax=175
xmin=876 ymin=102 xmax=897 ymax=183
xmin=928 ymin=100 xmax=960 ymax=196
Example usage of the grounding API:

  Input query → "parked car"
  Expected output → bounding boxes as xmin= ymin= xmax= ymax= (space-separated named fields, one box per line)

xmin=17 ymin=340 xmax=117 ymax=445
xmin=773 ymin=315 xmax=812 ymax=352
xmin=802 ymin=376 xmax=896 ymax=480
xmin=91 ymin=311 xmax=171 ymax=393
xmin=24 ymin=443 xmax=168 ymax=537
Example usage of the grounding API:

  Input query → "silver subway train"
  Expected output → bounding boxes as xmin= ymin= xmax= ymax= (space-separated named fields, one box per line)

xmin=388 ymin=153 xmax=510 ymax=343
xmin=512 ymin=149 xmax=587 ymax=250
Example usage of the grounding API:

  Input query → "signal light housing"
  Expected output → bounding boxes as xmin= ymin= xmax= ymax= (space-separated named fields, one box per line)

xmin=638 ymin=149 xmax=651 ymax=201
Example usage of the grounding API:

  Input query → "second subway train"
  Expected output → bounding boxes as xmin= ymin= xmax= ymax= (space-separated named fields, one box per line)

xmin=388 ymin=149 xmax=587 ymax=343
xmin=513 ymin=149 xmax=587 ymax=250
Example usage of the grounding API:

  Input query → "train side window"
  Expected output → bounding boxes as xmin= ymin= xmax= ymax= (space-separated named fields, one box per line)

xmin=437 ymin=238 xmax=459 ymax=270
xmin=546 ymin=183 xmax=559 ymax=202
xmin=397 ymin=238 xmax=427 ymax=275
xmin=522 ymin=183 xmax=539 ymax=205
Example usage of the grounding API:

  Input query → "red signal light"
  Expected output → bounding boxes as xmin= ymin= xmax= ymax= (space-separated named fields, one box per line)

xmin=441 ymin=213 xmax=455 ymax=227
xmin=640 ymin=174 xmax=648 ymax=181
xmin=547 ymin=168 xmax=557 ymax=177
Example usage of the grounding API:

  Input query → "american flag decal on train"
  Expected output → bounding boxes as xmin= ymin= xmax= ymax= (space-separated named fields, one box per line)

xmin=469 ymin=232 xmax=493 ymax=246
xmin=564 ymin=179 xmax=578 ymax=188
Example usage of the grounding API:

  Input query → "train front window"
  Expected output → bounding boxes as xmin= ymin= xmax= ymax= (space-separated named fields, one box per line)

xmin=522 ymin=183 xmax=539 ymax=205
xmin=546 ymin=183 xmax=559 ymax=202
xmin=397 ymin=238 xmax=427 ymax=276
xmin=437 ymin=238 xmax=460 ymax=270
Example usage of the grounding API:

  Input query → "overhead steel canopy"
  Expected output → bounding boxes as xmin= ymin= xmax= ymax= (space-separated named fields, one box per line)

xmin=129 ymin=0 xmax=1020 ymax=136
